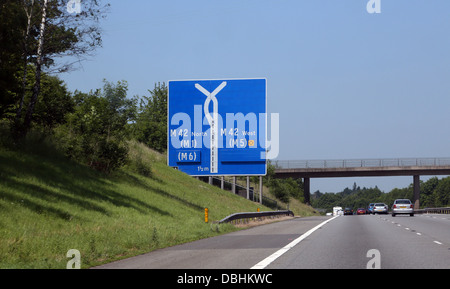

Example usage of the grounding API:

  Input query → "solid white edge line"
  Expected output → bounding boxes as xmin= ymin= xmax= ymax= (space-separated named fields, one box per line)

xmin=251 ymin=216 xmax=339 ymax=269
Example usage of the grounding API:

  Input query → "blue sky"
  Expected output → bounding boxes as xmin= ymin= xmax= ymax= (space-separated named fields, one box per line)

xmin=60 ymin=0 xmax=450 ymax=193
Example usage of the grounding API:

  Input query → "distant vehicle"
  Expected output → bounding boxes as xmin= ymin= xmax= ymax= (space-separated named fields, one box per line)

xmin=373 ymin=203 xmax=388 ymax=214
xmin=333 ymin=206 xmax=343 ymax=216
xmin=367 ymin=203 xmax=375 ymax=214
xmin=356 ymin=208 xmax=366 ymax=215
xmin=344 ymin=207 xmax=353 ymax=215
xmin=392 ymin=199 xmax=414 ymax=217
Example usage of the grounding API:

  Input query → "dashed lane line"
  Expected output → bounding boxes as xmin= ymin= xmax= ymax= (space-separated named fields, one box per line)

xmin=382 ymin=215 xmax=448 ymax=247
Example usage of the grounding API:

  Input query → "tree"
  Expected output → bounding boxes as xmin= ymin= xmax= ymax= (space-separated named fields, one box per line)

xmin=133 ymin=83 xmax=168 ymax=152
xmin=8 ymin=0 xmax=110 ymax=137
xmin=56 ymin=80 xmax=135 ymax=173
xmin=312 ymin=193 xmax=343 ymax=212
xmin=420 ymin=177 xmax=439 ymax=208
xmin=433 ymin=178 xmax=450 ymax=207
xmin=17 ymin=66 xmax=74 ymax=131
xmin=266 ymin=177 xmax=304 ymax=204
xmin=23 ymin=0 xmax=49 ymax=136
xmin=0 ymin=0 xmax=26 ymax=120
xmin=267 ymin=179 xmax=290 ymax=203
xmin=311 ymin=190 xmax=323 ymax=200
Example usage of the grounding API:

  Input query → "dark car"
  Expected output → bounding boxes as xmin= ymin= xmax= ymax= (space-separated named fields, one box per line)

xmin=344 ymin=207 xmax=353 ymax=215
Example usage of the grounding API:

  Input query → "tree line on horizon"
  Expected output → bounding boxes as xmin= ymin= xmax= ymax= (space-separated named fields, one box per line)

xmin=311 ymin=178 xmax=450 ymax=212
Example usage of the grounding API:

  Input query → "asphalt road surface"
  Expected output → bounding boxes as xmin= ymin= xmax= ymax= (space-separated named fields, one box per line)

xmin=95 ymin=214 xmax=450 ymax=269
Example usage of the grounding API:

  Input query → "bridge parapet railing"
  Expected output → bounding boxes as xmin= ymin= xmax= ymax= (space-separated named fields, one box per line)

xmin=275 ymin=158 xmax=450 ymax=169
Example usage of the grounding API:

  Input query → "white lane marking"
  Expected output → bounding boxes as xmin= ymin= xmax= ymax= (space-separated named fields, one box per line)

xmin=434 ymin=241 xmax=443 ymax=245
xmin=251 ymin=216 xmax=339 ymax=269
xmin=405 ymin=228 xmax=410 ymax=230
xmin=416 ymin=233 xmax=422 ymax=236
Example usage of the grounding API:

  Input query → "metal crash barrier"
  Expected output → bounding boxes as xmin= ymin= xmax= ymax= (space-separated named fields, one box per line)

xmin=218 ymin=210 xmax=294 ymax=224
xmin=414 ymin=207 xmax=450 ymax=214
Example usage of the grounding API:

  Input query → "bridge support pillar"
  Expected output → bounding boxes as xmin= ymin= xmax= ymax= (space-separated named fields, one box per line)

xmin=304 ymin=178 xmax=311 ymax=206
xmin=413 ymin=175 xmax=420 ymax=210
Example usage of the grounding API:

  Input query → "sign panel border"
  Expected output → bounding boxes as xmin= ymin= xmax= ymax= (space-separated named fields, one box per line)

xmin=167 ymin=77 xmax=267 ymax=177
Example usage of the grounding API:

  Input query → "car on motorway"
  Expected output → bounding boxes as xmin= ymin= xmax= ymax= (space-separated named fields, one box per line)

xmin=356 ymin=208 xmax=367 ymax=215
xmin=367 ymin=203 xmax=375 ymax=214
xmin=373 ymin=203 xmax=389 ymax=214
xmin=333 ymin=206 xmax=343 ymax=216
xmin=344 ymin=207 xmax=353 ymax=215
xmin=392 ymin=199 xmax=414 ymax=217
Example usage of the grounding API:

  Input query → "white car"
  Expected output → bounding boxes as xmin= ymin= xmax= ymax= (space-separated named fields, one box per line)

xmin=392 ymin=199 xmax=414 ymax=217
xmin=373 ymin=203 xmax=388 ymax=214
xmin=333 ymin=207 xmax=343 ymax=216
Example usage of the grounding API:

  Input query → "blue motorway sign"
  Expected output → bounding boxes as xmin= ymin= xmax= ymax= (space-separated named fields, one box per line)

xmin=168 ymin=78 xmax=267 ymax=176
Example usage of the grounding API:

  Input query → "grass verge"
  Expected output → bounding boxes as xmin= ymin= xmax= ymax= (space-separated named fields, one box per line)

xmin=0 ymin=138 xmax=275 ymax=268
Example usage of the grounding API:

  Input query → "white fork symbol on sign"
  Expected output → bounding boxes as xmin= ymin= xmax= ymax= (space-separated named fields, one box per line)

xmin=195 ymin=82 xmax=227 ymax=174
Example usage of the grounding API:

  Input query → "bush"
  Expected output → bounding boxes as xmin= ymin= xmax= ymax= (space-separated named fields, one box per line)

xmin=55 ymin=80 xmax=135 ymax=173
xmin=132 ymin=83 xmax=167 ymax=153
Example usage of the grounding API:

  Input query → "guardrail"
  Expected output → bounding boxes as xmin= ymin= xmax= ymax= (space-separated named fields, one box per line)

xmin=414 ymin=207 xmax=450 ymax=214
xmin=275 ymin=158 xmax=450 ymax=169
xmin=218 ymin=210 xmax=294 ymax=224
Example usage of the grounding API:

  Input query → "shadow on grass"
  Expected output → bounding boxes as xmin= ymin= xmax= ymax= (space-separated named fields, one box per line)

xmin=118 ymin=171 xmax=205 ymax=211
xmin=0 ymin=150 xmax=172 ymax=221
xmin=1 ymin=191 xmax=77 ymax=221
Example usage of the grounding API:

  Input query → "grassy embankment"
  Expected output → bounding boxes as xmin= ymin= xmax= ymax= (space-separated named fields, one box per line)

xmin=0 ymin=135 xmax=316 ymax=268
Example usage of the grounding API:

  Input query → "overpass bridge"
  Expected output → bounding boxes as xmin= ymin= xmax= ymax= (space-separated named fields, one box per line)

xmin=273 ymin=158 xmax=450 ymax=208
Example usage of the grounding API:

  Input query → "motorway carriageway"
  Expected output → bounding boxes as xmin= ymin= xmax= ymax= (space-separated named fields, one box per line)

xmin=95 ymin=214 xmax=450 ymax=269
